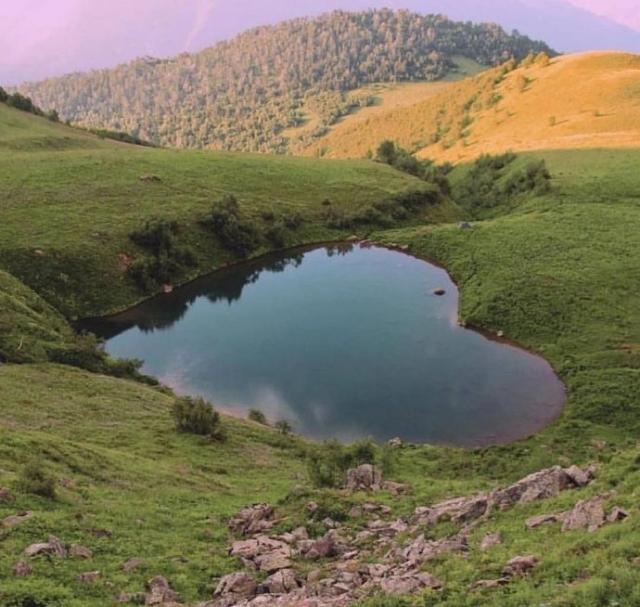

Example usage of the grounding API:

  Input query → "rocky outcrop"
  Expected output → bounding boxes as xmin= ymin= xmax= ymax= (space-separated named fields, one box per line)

xmin=562 ymin=496 xmax=606 ymax=532
xmin=345 ymin=465 xmax=382 ymax=492
xmin=24 ymin=535 xmax=67 ymax=558
xmin=229 ymin=504 xmax=275 ymax=537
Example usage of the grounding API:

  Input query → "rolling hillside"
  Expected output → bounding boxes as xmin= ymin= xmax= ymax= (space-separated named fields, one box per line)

xmin=305 ymin=51 xmax=640 ymax=163
xmin=14 ymin=10 xmax=552 ymax=154
xmin=0 ymin=102 xmax=456 ymax=319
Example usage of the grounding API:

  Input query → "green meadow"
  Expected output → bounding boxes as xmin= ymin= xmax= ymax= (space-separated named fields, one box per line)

xmin=1 ymin=105 xmax=640 ymax=606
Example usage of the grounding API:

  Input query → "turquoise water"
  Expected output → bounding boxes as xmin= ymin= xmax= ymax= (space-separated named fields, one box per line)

xmin=85 ymin=244 xmax=565 ymax=446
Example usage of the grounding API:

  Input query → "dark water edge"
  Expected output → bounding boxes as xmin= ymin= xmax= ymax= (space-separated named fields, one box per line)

xmin=81 ymin=243 xmax=566 ymax=447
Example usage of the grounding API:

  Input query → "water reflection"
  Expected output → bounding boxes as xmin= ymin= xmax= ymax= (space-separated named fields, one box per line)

xmin=83 ymin=244 xmax=565 ymax=446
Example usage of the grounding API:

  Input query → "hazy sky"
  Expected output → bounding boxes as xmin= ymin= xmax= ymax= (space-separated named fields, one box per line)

xmin=1 ymin=0 xmax=639 ymax=85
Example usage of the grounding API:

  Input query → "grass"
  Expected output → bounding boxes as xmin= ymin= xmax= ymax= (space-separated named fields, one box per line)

xmin=2 ymin=104 xmax=640 ymax=605
xmin=303 ymin=51 xmax=640 ymax=163
xmin=0 ymin=103 xmax=457 ymax=319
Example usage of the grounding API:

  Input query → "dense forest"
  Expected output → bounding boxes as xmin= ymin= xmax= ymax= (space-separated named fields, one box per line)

xmin=16 ymin=10 xmax=553 ymax=153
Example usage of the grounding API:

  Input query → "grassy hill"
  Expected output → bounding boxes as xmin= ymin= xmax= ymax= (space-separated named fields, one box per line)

xmin=305 ymin=52 xmax=640 ymax=162
xmin=2 ymin=101 xmax=640 ymax=605
xmin=0 ymin=103 xmax=456 ymax=319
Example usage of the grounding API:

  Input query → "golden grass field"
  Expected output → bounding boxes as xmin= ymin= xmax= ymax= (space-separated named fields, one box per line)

xmin=302 ymin=51 xmax=640 ymax=163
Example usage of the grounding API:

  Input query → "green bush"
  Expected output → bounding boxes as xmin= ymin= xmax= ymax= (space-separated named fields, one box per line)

xmin=17 ymin=459 xmax=57 ymax=500
xmin=248 ymin=409 xmax=268 ymax=425
xmin=172 ymin=396 xmax=223 ymax=438
xmin=202 ymin=194 xmax=261 ymax=257
xmin=275 ymin=420 xmax=293 ymax=435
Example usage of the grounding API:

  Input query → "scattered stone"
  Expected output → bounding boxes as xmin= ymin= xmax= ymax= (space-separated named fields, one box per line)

xmin=471 ymin=577 xmax=510 ymax=591
xmin=3 ymin=511 xmax=33 ymax=528
xmin=146 ymin=575 xmax=178 ymax=605
xmin=307 ymin=569 xmax=323 ymax=584
xmin=458 ymin=221 xmax=473 ymax=230
xmin=382 ymin=481 xmax=408 ymax=495
xmin=163 ymin=284 xmax=174 ymax=294
xmin=0 ymin=487 xmax=12 ymax=502
xmin=77 ymin=570 xmax=101 ymax=583
xmin=607 ymin=507 xmax=629 ymax=523
xmin=24 ymin=535 xmax=67 ymax=558
xmin=229 ymin=504 xmax=275 ymax=537
xmin=562 ymin=496 xmax=606 ymax=532
xmin=399 ymin=244 xmax=410 ymax=252
xmin=502 ymin=555 xmax=538 ymax=577
xmin=255 ymin=550 xmax=292 ymax=573
xmin=262 ymin=569 xmax=302 ymax=594
xmin=348 ymin=506 xmax=363 ymax=518
xmin=433 ymin=288 xmax=446 ymax=296
xmin=346 ymin=235 xmax=360 ymax=242
xmin=140 ymin=174 xmax=161 ymax=183
xmin=345 ymin=464 xmax=383 ymax=492
xmin=70 ymin=544 xmax=93 ymax=559
xmin=380 ymin=572 xmax=442 ymax=595
xmin=479 ymin=532 xmax=503 ymax=551
xmin=305 ymin=501 xmax=319 ymax=515
xmin=214 ymin=572 xmax=257 ymax=601
xmin=565 ymin=465 xmax=594 ymax=487
xmin=13 ymin=560 xmax=32 ymax=577
xmin=414 ymin=493 xmax=490 ymax=526
xmin=90 ymin=528 xmax=113 ymax=539
xmin=497 ymin=330 xmax=505 ymax=338
xmin=304 ymin=533 xmax=337 ymax=560
xmin=526 ymin=513 xmax=565 ymax=529
xmin=34 ymin=249 xmax=46 ymax=256
xmin=123 ymin=558 xmax=146 ymax=573
xmin=118 ymin=591 xmax=147 ymax=604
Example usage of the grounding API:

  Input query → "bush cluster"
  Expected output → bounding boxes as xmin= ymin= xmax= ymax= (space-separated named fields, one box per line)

xmin=18 ymin=459 xmax=57 ymax=500
xmin=128 ymin=218 xmax=197 ymax=291
xmin=453 ymin=152 xmax=551 ymax=214
xmin=172 ymin=396 xmax=223 ymax=439
xmin=202 ymin=195 xmax=261 ymax=257
xmin=0 ymin=87 xmax=59 ymax=121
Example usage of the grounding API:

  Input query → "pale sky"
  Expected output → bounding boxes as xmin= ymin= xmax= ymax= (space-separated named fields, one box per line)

xmin=1 ymin=0 xmax=639 ymax=85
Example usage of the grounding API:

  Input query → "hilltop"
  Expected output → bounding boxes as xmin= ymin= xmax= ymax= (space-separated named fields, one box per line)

xmin=14 ymin=10 xmax=552 ymax=154
xmin=303 ymin=51 xmax=640 ymax=162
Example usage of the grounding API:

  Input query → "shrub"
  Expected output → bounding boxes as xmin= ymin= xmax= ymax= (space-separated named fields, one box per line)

xmin=18 ymin=459 xmax=57 ymax=500
xmin=130 ymin=218 xmax=179 ymax=257
xmin=203 ymin=194 xmax=261 ymax=256
xmin=307 ymin=439 xmax=377 ymax=488
xmin=172 ymin=396 xmax=222 ymax=438
xmin=265 ymin=220 xmax=288 ymax=248
xmin=0 ymin=86 xmax=8 ymax=103
xmin=275 ymin=420 xmax=293 ymax=435
xmin=248 ymin=409 xmax=268 ymax=425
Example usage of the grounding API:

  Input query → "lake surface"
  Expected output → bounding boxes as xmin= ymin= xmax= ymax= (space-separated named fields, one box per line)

xmin=84 ymin=244 xmax=565 ymax=446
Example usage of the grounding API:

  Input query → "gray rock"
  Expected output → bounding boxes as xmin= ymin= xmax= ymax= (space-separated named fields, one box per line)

xmin=122 ymin=558 xmax=146 ymax=572
xmin=471 ymin=577 xmax=510 ymax=590
xmin=24 ymin=535 xmax=67 ymax=558
xmin=146 ymin=575 xmax=178 ymax=605
xmin=262 ymin=569 xmax=301 ymax=594
xmin=70 ymin=545 xmax=93 ymax=559
xmin=345 ymin=464 xmax=383 ymax=492
xmin=562 ymin=496 xmax=606 ymax=532
xmin=607 ymin=506 xmax=629 ymax=523
xmin=380 ymin=572 xmax=442 ymax=595
xmin=3 ymin=511 xmax=33 ymax=528
xmin=77 ymin=570 xmax=101 ymax=583
xmin=526 ymin=513 xmax=565 ymax=529
xmin=479 ymin=532 xmax=503 ymax=551
xmin=214 ymin=572 xmax=258 ymax=600
xmin=229 ymin=504 xmax=275 ymax=537
xmin=12 ymin=560 xmax=32 ymax=577
xmin=502 ymin=555 xmax=538 ymax=577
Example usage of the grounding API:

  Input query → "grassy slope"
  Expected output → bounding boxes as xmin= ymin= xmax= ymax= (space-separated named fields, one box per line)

xmin=304 ymin=52 xmax=640 ymax=163
xmin=0 ymin=104 xmax=456 ymax=319
xmin=2 ymin=105 xmax=640 ymax=605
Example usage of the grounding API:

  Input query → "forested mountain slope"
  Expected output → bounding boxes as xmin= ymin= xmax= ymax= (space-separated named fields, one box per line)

xmin=15 ymin=10 xmax=552 ymax=154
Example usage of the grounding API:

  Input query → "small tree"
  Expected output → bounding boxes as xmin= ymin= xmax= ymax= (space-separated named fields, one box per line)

xmin=275 ymin=420 xmax=293 ymax=436
xmin=172 ymin=396 xmax=222 ymax=438
xmin=248 ymin=409 xmax=268 ymax=425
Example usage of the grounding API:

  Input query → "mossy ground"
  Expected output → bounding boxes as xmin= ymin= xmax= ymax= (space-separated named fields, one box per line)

xmin=1 ymin=106 xmax=640 ymax=605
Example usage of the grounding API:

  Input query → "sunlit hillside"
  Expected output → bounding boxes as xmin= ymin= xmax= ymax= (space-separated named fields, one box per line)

xmin=304 ymin=51 xmax=640 ymax=162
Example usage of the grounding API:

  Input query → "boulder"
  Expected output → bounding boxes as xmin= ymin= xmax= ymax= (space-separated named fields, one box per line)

xmin=262 ymin=569 xmax=302 ymax=594
xmin=607 ymin=506 xmax=629 ymax=523
xmin=491 ymin=466 xmax=574 ymax=509
xmin=230 ymin=536 xmax=290 ymax=561
xmin=146 ymin=575 xmax=178 ymax=605
xmin=255 ymin=550 xmax=292 ymax=573
xmin=502 ymin=555 xmax=538 ymax=577
xmin=70 ymin=545 xmax=93 ymax=559
xmin=3 ymin=511 xmax=33 ymax=528
xmin=24 ymin=535 xmax=67 ymax=558
xmin=77 ymin=571 xmax=101 ymax=583
xmin=382 ymin=481 xmax=409 ymax=495
xmin=562 ymin=496 xmax=605 ymax=532
xmin=214 ymin=572 xmax=257 ymax=600
xmin=13 ymin=560 xmax=32 ymax=577
xmin=122 ymin=557 xmax=146 ymax=573
xmin=414 ymin=494 xmax=490 ymax=525
xmin=433 ymin=288 xmax=446 ymax=296
xmin=229 ymin=504 xmax=275 ymax=537
xmin=479 ymin=532 xmax=503 ymax=551
xmin=399 ymin=534 xmax=468 ymax=566
xmin=345 ymin=465 xmax=382 ymax=492
xmin=380 ymin=572 xmax=442 ymax=595
xmin=565 ymin=465 xmax=594 ymax=487
xmin=471 ymin=577 xmax=510 ymax=591
xmin=526 ymin=513 xmax=565 ymax=529
xmin=304 ymin=533 xmax=337 ymax=560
